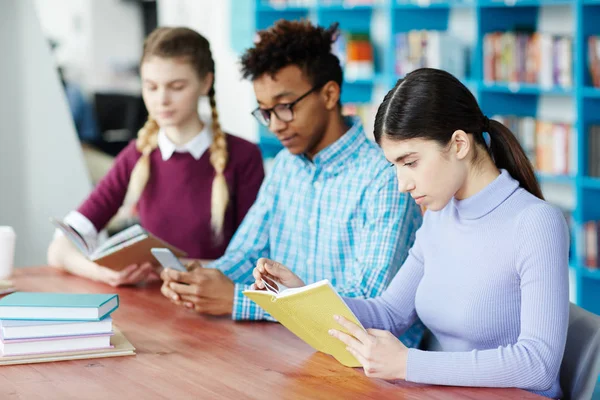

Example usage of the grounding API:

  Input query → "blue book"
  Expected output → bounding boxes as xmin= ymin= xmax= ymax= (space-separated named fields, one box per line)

xmin=0 ymin=293 xmax=119 ymax=321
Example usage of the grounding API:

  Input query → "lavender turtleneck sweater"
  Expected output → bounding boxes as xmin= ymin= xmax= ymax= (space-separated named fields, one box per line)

xmin=345 ymin=170 xmax=569 ymax=399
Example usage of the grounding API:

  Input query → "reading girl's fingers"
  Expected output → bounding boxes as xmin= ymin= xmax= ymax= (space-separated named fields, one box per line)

xmin=252 ymin=269 xmax=265 ymax=289
xmin=120 ymin=264 xmax=139 ymax=276
xmin=328 ymin=329 xmax=365 ymax=354
xmin=140 ymin=262 xmax=154 ymax=271
xmin=125 ymin=266 xmax=151 ymax=284
xmin=346 ymin=346 xmax=369 ymax=368
xmin=334 ymin=315 xmax=370 ymax=344
xmin=256 ymin=258 xmax=267 ymax=273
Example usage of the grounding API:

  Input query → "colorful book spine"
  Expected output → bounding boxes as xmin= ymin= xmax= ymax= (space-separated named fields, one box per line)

xmin=484 ymin=31 xmax=573 ymax=88
xmin=493 ymin=115 xmax=576 ymax=175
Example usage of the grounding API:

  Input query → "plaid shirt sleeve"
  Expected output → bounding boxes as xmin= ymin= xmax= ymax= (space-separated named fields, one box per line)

xmin=336 ymin=166 xmax=420 ymax=298
xmin=335 ymin=166 xmax=425 ymax=347
xmin=208 ymin=156 xmax=282 ymax=321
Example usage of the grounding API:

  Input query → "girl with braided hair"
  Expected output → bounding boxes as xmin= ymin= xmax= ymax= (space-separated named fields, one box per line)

xmin=48 ymin=27 xmax=264 ymax=287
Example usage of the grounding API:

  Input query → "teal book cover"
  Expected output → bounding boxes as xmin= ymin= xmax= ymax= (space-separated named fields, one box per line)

xmin=0 ymin=293 xmax=119 ymax=321
xmin=0 ymin=293 xmax=117 ymax=308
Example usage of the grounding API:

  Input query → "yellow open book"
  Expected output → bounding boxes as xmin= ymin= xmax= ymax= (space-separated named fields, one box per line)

xmin=243 ymin=280 xmax=364 ymax=367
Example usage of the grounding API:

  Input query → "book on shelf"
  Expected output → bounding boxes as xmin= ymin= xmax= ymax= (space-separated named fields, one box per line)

xmin=395 ymin=30 xmax=467 ymax=80
xmin=589 ymin=125 xmax=600 ymax=178
xmin=243 ymin=279 xmax=364 ymax=367
xmin=484 ymin=31 xmax=573 ymax=89
xmin=0 ymin=293 xmax=118 ymax=321
xmin=583 ymin=221 xmax=600 ymax=269
xmin=51 ymin=217 xmax=186 ymax=271
xmin=493 ymin=115 xmax=576 ymax=176
xmin=342 ymin=103 xmax=378 ymax=141
xmin=589 ymin=36 xmax=600 ymax=88
xmin=333 ymin=31 xmax=374 ymax=81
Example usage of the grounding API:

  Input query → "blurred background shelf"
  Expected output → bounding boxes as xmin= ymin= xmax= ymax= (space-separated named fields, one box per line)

xmin=246 ymin=0 xmax=600 ymax=316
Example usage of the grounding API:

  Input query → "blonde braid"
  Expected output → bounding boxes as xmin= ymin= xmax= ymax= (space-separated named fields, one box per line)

xmin=208 ymin=86 xmax=229 ymax=240
xmin=120 ymin=117 xmax=159 ymax=217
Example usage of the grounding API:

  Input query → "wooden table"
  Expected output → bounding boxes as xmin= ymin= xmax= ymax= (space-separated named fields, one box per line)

xmin=0 ymin=267 xmax=544 ymax=399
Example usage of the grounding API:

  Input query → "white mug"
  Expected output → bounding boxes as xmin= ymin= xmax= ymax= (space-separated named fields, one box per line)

xmin=0 ymin=227 xmax=16 ymax=279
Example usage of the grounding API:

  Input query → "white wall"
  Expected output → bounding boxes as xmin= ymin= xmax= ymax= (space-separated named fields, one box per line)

xmin=157 ymin=0 xmax=258 ymax=142
xmin=34 ymin=0 xmax=144 ymax=95
xmin=0 ymin=0 xmax=92 ymax=266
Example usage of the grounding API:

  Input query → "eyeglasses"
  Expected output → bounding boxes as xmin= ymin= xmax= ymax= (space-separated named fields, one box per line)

xmin=251 ymin=86 xmax=319 ymax=127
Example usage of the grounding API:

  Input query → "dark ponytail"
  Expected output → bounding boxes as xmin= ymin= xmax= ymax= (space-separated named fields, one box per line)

xmin=374 ymin=68 xmax=543 ymax=200
xmin=486 ymin=119 xmax=543 ymax=199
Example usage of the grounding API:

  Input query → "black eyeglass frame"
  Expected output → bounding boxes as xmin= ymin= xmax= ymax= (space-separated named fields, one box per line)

xmin=251 ymin=85 xmax=321 ymax=126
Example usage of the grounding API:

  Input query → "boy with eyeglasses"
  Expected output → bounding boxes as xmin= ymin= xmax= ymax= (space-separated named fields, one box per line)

xmin=160 ymin=20 xmax=424 ymax=347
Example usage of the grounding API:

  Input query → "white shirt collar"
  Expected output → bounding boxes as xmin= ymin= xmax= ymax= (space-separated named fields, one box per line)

xmin=157 ymin=126 xmax=212 ymax=161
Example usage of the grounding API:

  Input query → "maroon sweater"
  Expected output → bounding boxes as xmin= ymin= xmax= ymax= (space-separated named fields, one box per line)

xmin=78 ymin=134 xmax=265 ymax=259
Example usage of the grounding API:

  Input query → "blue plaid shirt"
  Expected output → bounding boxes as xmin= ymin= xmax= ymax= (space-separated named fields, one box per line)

xmin=209 ymin=117 xmax=425 ymax=347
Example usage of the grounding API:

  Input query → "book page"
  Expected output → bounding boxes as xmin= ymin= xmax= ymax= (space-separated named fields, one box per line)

xmin=50 ymin=217 xmax=90 ymax=256
xmin=94 ymin=225 xmax=145 ymax=256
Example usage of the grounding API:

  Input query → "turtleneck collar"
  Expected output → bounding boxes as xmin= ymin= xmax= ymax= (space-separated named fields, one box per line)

xmin=452 ymin=169 xmax=520 ymax=220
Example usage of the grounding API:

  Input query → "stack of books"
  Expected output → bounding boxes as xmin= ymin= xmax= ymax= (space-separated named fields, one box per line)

xmin=0 ymin=292 xmax=134 ymax=364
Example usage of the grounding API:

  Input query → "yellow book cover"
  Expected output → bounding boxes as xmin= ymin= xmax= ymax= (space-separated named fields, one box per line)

xmin=243 ymin=280 xmax=364 ymax=367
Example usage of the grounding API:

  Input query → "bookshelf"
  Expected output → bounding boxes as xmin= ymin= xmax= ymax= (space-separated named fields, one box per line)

xmin=240 ymin=0 xmax=600 ymax=315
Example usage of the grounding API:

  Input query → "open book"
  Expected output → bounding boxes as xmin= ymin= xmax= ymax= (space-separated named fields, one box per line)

xmin=243 ymin=279 xmax=365 ymax=367
xmin=51 ymin=218 xmax=187 ymax=271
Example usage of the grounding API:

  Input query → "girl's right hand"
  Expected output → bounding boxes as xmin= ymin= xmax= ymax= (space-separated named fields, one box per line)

xmin=98 ymin=262 xmax=157 ymax=287
xmin=252 ymin=258 xmax=305 ymax=291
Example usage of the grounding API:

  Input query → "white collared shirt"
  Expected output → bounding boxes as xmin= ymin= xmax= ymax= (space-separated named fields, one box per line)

xmin=157 ymin=125 xmax=212 ymax=161
xmin=56 ymin=127 xmax=213 ymax=245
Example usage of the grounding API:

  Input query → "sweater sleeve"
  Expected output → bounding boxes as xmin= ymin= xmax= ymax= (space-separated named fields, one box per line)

xmin=77 ymin=141 xmax=139 ymax=232
xmin=233 ymin=141 xmax=265 ymax=227
xmin=405 ymin=204 xmax=569 ymax=393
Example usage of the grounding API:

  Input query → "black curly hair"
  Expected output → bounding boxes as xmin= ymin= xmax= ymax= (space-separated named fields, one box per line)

xmin=240 ymin=19 xmax=343 ymax=91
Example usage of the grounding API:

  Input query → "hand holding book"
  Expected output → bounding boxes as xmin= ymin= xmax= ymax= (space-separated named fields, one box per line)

xmin=252 ymin=258 xmax=306 ymax=291
xmin=101 ymin=262 xmax=160 ymax=288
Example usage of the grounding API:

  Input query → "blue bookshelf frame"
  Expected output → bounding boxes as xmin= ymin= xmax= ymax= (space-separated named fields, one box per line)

xmin=242 ymin=0 xmax=600 ymax=315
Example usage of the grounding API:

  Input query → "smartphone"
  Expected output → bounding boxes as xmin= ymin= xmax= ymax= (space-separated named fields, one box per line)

xmin=151 ymin=248 xmax=188 ymax=272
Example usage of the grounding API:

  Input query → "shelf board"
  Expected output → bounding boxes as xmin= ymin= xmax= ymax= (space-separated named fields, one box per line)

xmin=393 ymin=0 xmax=475 ymax=8
xmin=317 ymin=4 xmax=376 ymax=11
xmin=582 ymin=177 xmax=600 ymax=190
xmin=256 ymin=4 xmax=311 ymax=12
xmin=344 ymin=77 xmax=376 ymax=85
xmin=583 ymin=87 xmax=600 ymax=99
xmin=480 ymin=82 xmax=573 ymax=96
xmin=575 ymin=264 xmax=600 ymax=279
xmin=479 ymin=0 xmax=574 ymax=6
xmin=536 ymin=173 xmax=576 ymax=185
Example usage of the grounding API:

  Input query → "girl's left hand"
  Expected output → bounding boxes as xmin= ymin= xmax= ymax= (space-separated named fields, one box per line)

xmin=329 ymin=315 xmax=409 ymax=380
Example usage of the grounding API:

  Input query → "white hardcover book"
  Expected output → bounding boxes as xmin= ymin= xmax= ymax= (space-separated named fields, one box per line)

xmin=0 ymin=317 xmax=113 ymax=340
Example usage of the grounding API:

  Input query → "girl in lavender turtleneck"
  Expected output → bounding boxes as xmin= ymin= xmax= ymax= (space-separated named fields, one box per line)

xmin=252 ymin=68 xmax=569 ymax=399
